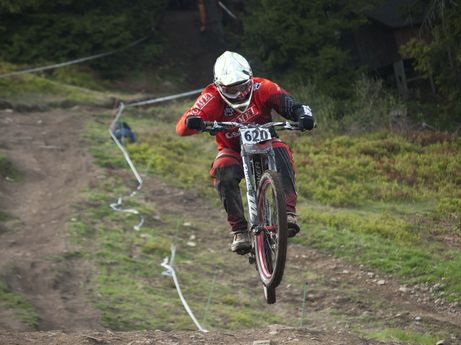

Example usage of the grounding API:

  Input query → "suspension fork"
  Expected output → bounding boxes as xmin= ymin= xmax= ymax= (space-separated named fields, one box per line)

xmin=241 ymin=152 xmax=258 ymax=229
xmin=261 ymin=148 xmax=277 ymax=230
xmin=241 ymin=146 xmax=278 ymax=231
xmin=266 ymin=148 xmax=277 ymax=172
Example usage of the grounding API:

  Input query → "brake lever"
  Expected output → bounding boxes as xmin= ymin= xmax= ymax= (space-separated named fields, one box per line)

xmin=275 ymin=122 xmax=299 ymax=130
xmin=204 ymin=121 xmax=224 ymax=136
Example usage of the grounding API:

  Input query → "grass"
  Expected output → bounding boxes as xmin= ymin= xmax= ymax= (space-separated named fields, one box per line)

xmin=295 ymin=211 xmax=461 ymax=301
xmin=0 ymin=154 xmax=19 ymax=233
xmin=0 ymin=282 xmax=40 ymax=329
xmin=366 ymin=328 xmax=443 ymax=345
xmin=0 ymin=211 xmax=10 ymax=222
xmin=290 ymin=131 xmax=461 ymax=208
xmin=86 ymin=105 xmax=218 ymax=198
xmin=67 ymin=158 xmax=283 ymax=330
xmin=286 ymin=129 xmax=461 ymax=301
xmin=88 ymin=100 xmax=461 ymax=304
xmin=0 ymin=60 xmax=130 ymax=108
xmin=73 ymin=98 xmax=460 ymax=337
xmin=0 ymin=154 xmax=20 ymax=181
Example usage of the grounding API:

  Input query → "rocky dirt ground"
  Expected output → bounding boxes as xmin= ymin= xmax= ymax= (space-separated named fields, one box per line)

xmin=0 ymin=326 xmax=415 ymax=345
xmin=0 ymin=108 xmax=101 ymax=332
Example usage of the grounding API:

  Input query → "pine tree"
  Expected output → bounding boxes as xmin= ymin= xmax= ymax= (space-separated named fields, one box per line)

xmin=240 ymin=0 xmax=377 ymax=98
xmin=400 ymin=0 xmax=461 ymax=120
xmin=0 ymin=0 xmax=167 ymax=71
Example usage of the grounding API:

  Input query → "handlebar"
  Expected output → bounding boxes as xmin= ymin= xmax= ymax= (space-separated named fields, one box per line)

xmin=203 ymin=121 xmax=300 ymax=133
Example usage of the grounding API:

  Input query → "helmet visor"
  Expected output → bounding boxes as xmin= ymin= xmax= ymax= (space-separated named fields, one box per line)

xmin=220 ymin=79 xmax=253 ymax=100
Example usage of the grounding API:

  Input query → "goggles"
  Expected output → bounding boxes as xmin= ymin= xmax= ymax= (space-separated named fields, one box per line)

xmin=219 ymin=79 xmax=253 ymax=100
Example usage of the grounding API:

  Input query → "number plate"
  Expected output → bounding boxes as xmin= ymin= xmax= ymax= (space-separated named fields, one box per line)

xmin=240 ymin=128 xmax=272 ymax=144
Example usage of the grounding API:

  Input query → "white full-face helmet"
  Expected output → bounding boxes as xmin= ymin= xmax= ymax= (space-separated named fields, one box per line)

xmin=213 ymin=51 xmax=254 ymax=113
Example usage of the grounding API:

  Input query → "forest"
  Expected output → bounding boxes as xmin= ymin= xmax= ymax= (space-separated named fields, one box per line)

xmin=0 ymin=0 xmax=460 ymax=128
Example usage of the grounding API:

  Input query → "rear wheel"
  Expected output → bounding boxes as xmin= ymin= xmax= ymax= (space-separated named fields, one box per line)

xmin=254 ymin=170 xmax=287 ymax=289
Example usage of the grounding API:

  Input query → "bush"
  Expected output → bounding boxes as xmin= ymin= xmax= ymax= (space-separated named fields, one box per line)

xmin=284 ymin=76 xmax=406 ymax=136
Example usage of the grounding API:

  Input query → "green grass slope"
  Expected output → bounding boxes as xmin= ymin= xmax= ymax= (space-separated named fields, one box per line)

xmin=81 ymin=98 xmax=460 ymax=335
xmin=105 ymin=102 xmax=461 ymax=302
xmin=0 ymin=62 xmax=133 ymax=108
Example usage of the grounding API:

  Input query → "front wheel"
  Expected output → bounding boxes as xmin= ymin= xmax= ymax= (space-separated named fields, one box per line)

xmin=254 ymin=170 xmax=288 ymax=289
xmin=263 ymin=285 xmax=276 ymax=304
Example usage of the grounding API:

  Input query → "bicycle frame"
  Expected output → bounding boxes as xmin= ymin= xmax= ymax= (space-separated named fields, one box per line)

xmin=204 ymin=120 xmax=298 ymax=303
xmin=205 ymin=120 xmax=296 ymax=232
xmin=241 ymin=137 xmax=277 ymax=232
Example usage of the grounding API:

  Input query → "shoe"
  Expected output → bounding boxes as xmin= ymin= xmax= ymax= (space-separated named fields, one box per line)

xmin=287 ymin=212 xmax=300 ymax=238
xmin=231 ymin=231 xmax=251 ymax=254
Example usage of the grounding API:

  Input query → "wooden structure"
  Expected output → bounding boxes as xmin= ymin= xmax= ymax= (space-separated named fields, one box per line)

xmin=341 ymin=0 xmax=428 ymax=96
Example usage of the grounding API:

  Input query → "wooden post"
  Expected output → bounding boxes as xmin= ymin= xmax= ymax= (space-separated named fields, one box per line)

xmin=393 ymin=60 xmax=408 ymax=98
xmin=198 ymin=0 xmax=207 ymax=32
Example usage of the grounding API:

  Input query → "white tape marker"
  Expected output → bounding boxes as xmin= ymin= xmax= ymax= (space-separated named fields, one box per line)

xmin=0 ymin=36 xmax=148 ymax=78
xmin=218 ymin=1 xmax=239 ymax=20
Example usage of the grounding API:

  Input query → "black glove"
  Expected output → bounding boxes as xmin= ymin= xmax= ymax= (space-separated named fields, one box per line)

xmin=186 ymin=116 xmax=205 ymax=131
xmin=293 ymin=105 xmax=315 ymax=131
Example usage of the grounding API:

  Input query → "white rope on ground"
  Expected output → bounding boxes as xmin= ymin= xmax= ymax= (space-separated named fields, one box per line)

xmin=126 ymin=89 xmax=203 ymax=107
xmin=218 ymin=1 xmax=239 ymax=20
xmin=0 ymin=36 xmax=149 ymax=78
xmin=109 ymin=90 xmax=211 ymax=329
xmin=109 ymin=103 xmax=144 ymax=187
xmin=161 ymin=244 xmax=209 ymax=333
xmin=109 ymin=102 xmax=145 ymax=230
xmin=108 ymin=89 xmax=203 ymax=231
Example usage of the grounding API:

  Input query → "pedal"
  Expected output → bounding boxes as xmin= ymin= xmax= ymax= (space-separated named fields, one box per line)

xmin=248 ymin=255 xmax=256 ymax=264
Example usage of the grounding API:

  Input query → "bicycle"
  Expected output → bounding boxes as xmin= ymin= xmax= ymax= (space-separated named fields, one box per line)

xmin=203 ymin=120 xmax=300 ymax=304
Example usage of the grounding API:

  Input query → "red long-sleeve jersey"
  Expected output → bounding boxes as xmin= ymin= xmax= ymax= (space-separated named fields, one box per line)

xmin=176 ymin=77 xmax=291 ymax=151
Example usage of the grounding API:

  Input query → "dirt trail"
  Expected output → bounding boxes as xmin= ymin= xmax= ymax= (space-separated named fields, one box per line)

xmin=0 ymin=326 xmax=405 ymax=345
xmin=0 ymin=108 xmax=102 ymax=331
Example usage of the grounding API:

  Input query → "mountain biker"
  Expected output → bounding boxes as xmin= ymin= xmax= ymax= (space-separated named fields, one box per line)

xmin=176 ymin=51 xmax=315 ymax=254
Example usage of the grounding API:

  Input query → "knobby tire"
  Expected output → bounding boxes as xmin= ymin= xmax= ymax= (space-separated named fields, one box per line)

xmin=263 ymin=285 xmax=276 ymax=304
xmin=255 ymin=170 xmax=288 ymax=290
